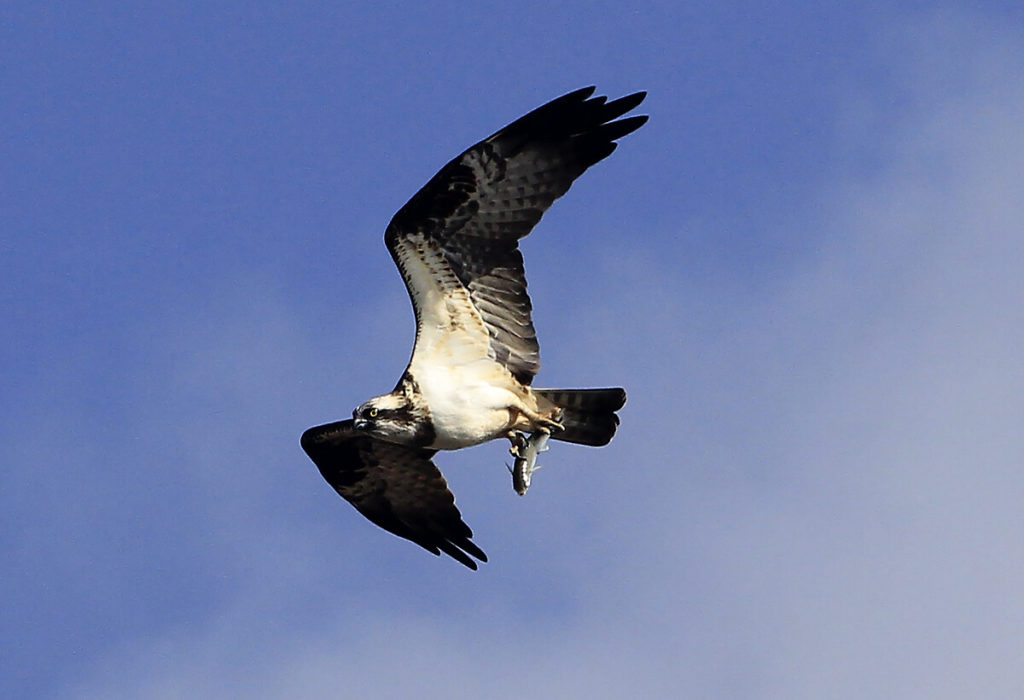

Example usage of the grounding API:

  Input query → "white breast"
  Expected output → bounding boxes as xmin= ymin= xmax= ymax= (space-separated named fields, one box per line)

xmin=413 ymin=357 xmax=521 ymax=450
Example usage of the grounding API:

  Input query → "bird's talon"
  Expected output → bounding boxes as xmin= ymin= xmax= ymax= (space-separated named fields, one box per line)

xmin=508 ymin=431 xmax=528 ymax=458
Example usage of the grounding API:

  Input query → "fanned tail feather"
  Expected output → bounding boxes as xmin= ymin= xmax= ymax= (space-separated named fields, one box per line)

xmin=534 ymin=387 xmax=626 ymax=446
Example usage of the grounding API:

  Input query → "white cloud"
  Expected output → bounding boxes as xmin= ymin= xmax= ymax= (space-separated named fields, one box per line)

xmin=62 ymin=12 xmax=1024 ymax=700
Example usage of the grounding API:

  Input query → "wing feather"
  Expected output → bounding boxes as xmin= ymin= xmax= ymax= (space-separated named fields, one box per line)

xmin=385 ymin=87 xmax=647 ymax=384
xmin=301 ymin=420 xmax=487 ymax=570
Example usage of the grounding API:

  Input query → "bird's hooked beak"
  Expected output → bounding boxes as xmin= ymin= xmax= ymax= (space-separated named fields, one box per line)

xmin=353 ymin=409 xmax=369 ymax=431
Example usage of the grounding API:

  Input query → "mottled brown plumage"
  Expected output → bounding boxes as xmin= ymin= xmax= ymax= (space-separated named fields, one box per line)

xmin=302 ymin=420 xmax=486 ymax=569
xmin=387 ymin=87 xmax=647 ymax=384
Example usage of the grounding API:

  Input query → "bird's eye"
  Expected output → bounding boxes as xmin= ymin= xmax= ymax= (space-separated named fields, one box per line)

xmin=368 ymin=407 xmax=378 ymax=418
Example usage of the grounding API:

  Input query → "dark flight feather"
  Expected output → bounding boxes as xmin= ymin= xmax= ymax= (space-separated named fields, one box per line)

xmin=386 ymin=87 xmax=648 ymax=384
xmin=301 ymin=420 xmax=487 ymax=569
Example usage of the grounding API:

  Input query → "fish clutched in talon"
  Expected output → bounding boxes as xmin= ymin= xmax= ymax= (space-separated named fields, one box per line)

xmin=508 ymin=430 xmax=552 ymax=496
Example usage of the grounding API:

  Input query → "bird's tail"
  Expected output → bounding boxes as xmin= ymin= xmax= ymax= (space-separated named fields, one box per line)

xmin=534 ymin=387 xmax=626 ymax=447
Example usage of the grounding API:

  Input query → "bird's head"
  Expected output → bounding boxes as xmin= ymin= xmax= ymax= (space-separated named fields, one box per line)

xmin=352 ymin=392 xmax=425 ymax=445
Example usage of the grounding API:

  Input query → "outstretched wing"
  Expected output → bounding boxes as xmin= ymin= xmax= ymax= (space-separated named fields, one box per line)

xmin=301 ymin=420 xmax=487 ymax=570
xmin=385 ymin=87 xmax=648 ymax=385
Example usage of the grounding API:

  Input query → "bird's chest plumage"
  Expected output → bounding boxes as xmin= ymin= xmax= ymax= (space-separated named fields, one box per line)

xmin=411 ymin=360 xmax=523 ymax=450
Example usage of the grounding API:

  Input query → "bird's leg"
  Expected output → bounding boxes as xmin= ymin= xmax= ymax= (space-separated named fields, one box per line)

xmin=507 ymin=430 xmax=551 ymax=496
xmin=520 ymin=406 xmax=565 ymax=435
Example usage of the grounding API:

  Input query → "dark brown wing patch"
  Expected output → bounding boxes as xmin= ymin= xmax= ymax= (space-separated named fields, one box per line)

xmin=301 ymin=420 xmax=487 ymax=570
xmin=386 ymin=87 xmax=648 ymax=384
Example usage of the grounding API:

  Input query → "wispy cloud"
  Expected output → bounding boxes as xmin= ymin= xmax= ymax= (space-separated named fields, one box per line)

xmin=42 ymin=10 xmax=1024 ymax=700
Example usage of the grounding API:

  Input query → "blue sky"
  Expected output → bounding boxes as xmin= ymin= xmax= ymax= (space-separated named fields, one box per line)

xmin=4 ymin=3 xmax=1024 ymax=698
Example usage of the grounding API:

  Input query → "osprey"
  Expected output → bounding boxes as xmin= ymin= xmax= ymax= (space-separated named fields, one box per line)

xmin=302 ymin=87 xmax=647 ymax=569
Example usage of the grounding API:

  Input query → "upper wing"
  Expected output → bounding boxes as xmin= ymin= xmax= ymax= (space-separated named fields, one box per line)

xmin=301 ymin=420 xmax=487 ymax=570
xmin=385 ymin=87 xmax=648 ymax=385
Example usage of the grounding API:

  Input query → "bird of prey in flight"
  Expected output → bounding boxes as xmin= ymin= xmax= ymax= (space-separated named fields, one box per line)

xmin=302 ymin=87 xmax=647 ymax=569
